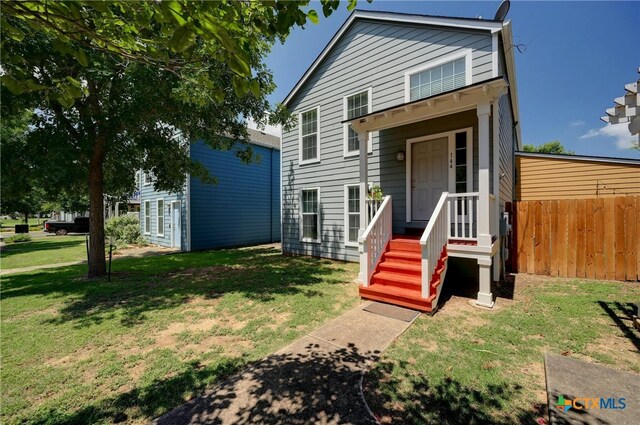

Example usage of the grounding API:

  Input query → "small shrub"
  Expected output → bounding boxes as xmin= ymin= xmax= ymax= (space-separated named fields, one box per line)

xmin=6 ymin=234 xmax=32 ymax=243
xmin=105 ymin=214 xmax=143 ymax=247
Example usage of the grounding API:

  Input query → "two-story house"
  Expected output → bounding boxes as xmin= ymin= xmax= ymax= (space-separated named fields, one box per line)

xmin=140 ymin=128 xmax=281 ymax=251
xmin=281 ymin=10 xmax=521 ymax=312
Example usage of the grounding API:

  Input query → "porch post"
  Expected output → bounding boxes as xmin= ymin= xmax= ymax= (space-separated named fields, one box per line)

xmin=492 ymin=100 xmax=501 ymax=281
xmin=477 ymin=255 xmax=495 ymax=308
xmin=477 ymin=102 xmax=492 ymax=248
xmin=358 ymin=130 xmax=369 ymax=285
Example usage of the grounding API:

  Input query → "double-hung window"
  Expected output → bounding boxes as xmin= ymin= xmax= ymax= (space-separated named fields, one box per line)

xmin=299 ymin=107 xmax=320 ymax=164
xmin=300 ymin=188 xmax=320 ymax=242
xmin=144 ymin=201 xmax=150 ymax=235
xmin=343 ymin=88 xmax=372 ymax=156
xmin=406 ymin=51 xmax=471 ymax=102
xmin=143 ymin=172 xmax=151 ymax=185
xmin=156 ymin=199 xmax=164 ymax=237
xmin=344 ymin=185 xmax=361 ymax=246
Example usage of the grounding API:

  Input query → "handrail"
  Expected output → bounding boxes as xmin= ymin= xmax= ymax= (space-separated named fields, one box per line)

xmin=360 ymin=195 xmax=391 ymax=241
xmin=419 ymin=192 xmax=449 ymax=300
xmin=420 ymin=192 xmax=449 ymax=245
xmin=447 ymin=192 xmax=479 ymax=240
xmin=447 ymin=191 xmax=480 ymax=198
xmin=359 ymin=195 xmax=392 ymax=287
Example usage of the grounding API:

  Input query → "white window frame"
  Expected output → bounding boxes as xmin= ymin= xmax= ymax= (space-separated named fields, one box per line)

xmin=343 ymin=87 xmax=373 ymax=157
xmin=405 ymin=127 xmax=473 ymax=222
xmin=299 ymin=187 xmax=321 ymax=243
xmin=403 ymin=49 xmax=473 ymax=103
xmin=298 ymin=106 xmax=321 ymax=165
xmin=156 ymin=198 xmax=164 ymax=237
xmin=143 ymin=172 xmax=151 ymax=186
xmin=144 ymin=200 xmax=150 ymax=235
xmin=344 ymin=184 xmax=363 ymax=247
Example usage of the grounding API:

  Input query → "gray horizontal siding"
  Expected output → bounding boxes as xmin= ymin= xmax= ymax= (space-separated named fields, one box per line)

xmin=282 ymin=18 xmax=494 ymax=261
xmin=498 ymin=94 xmax=515 ymax=208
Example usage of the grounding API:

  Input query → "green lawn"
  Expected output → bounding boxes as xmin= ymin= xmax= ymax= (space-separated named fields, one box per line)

xmin=1 ymin=236 xmax=88 ymax=270
xmin=364 ymin=274 xmax=640 ymax=424
xmin=0 ymin=218 xmax=43 ymax=230
xmin=1 ymin=246 xmax=359 ymax=424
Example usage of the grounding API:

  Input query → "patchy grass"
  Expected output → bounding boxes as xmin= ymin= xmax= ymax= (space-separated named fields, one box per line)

xmin=0 ymin=246 xmax=359 ymax=424
xmin=365 ymin=274 xmax=640 ymax=424
xmin=0 ymin=218 xmax=42 ymax=228
xmin=1 ymin=236 xmax=88 ymax=270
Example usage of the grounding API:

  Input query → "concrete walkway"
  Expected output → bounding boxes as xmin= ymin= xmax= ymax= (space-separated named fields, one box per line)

xmin=154 ymin=302 xmax=418 ymax=425
xmin=0 ymin=245 xmax=178 ymax=275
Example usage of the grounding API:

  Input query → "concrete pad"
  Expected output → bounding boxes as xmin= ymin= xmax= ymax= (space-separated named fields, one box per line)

xmin=154 ymin=336 xmax=376 ymax=425
xmin=309 ymin=302 xmax=416 ymax=357
xmin=545 ymin=353 xmax=640 ymax=425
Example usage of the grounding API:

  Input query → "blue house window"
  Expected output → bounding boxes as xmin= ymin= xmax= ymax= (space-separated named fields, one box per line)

xmin=408 ymin=57 xmax=466 ymax=101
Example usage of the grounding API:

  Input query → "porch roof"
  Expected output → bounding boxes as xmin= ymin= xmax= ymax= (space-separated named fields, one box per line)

xmin=345 ymin=76 xmax=509 ymax=133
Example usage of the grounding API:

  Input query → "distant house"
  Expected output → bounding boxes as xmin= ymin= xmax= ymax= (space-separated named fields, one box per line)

xmin=280 ymin=10 xmax=521 ymax=311
xmin=515 ymin=152 xmax=640 ymax=201
xmin=139 ymin=128 xmax=281 ymax=251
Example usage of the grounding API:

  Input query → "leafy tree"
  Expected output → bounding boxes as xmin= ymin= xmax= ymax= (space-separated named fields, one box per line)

xmin=1 ymin=1 xmax=359 ymax=277
xmin=521 ymin=141 xmax=575 ymax=155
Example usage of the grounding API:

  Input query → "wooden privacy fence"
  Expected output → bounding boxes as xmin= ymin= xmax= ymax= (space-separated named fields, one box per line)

xmin=515 ymin=196 xmax=639 ymax=281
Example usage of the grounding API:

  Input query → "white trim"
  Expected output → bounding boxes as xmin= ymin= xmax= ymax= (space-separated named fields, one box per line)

xmin=170 ymin=200 xmax=181 ymax=249
xmin=405 ymin=127 xmax=473 ymax=223
xmin=143 ymin=200 xmax=151 ymax=235
xmin=343 ymin=87 xmax=373 ymax=157
xmin=501 ymin=21 xmax=522 ymax=149
xmin=156 ymin=198 xmax=165 ymax=237
xmin=344 ymin=184 xmax=361 ymax=248
xmin=299 ymin=187 xmax=321 ymax=243
xmin=283 ymin=11 xmax=500 ymax=106
xmin=298 ymin=106 xmax=321 ymax=165
xmin=491 ymin=33 xmax=498 ymax=78
xmin=515 ymin=151 xmax=640 ymax=166
xmin=403 ymin=49 xmax=473 ymax=103
xmin=143 ymin=172 xmax=151 ymax=186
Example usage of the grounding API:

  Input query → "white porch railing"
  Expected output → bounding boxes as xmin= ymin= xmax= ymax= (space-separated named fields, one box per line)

xmin=447 ymin=192 xmax=479 ymax=240
xmin=420 ymin=192 xmax=449 ymax=299
xmin=359 ymin=195 xmax=392 ymax=287
xmin=366 ymin=198 xmax=382 ymax=223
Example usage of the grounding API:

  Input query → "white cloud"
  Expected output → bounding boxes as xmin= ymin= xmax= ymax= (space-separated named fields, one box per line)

xmin=580 ymin=123 xmax=637 ymax=149
xmin=569 ymin=120 xmax=585 ymax=127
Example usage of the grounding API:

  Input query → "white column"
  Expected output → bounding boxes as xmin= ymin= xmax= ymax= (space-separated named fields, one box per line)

xmin=358 ymin=130 xmax=369 ymax=285
xmin=477 ymin=255 xmax=495 ymax=308
xmin=477 ymin=102 xmax=492 ymax=247
xmin=492 ymin=100 xmax=501 ymax=281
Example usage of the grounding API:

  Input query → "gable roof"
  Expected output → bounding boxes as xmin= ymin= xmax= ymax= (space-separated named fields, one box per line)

xmin=282 ymin=10 xmax=504 ymax=107
xmin=515 ymin=151 xmax=640 ymax=167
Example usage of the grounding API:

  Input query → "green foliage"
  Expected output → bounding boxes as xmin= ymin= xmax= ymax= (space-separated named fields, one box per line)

xmin=522 ymin=141 xmax=575 ymax=155
xmin=368 ymin=185 xmax=384 ymax=201
xmin=1 ymin=0 xmax=359 ymax=276
xmin=105 ymin=214 xmax=142 ymax=247
xmin=5 ymin=234 xmax=32 ymax=243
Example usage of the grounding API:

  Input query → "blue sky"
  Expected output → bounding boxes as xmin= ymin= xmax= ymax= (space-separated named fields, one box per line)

xmin=265 ymin=1 xmax=640 ymax=158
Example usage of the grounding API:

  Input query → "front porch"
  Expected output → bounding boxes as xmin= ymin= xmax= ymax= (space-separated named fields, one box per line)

xmin=350 ymin=78 xmax=508 ymax=311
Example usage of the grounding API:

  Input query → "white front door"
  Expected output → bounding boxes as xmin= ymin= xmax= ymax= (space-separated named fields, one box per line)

xmin=411 ymin=137 xmax=448 ymax=221
xmin=172 ymin=202 xmax=181 ymax=249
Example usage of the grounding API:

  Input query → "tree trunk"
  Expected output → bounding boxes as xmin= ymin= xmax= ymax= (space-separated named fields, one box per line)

xmin=87 ymin=135 xmax=107 ymax=278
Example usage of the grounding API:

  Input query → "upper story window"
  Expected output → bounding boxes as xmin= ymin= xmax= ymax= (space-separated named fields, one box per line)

xmin=299 ymin=107 xmax=320 ymax=164
xmin=143 ymin=172 xmax=151 ymax=185
xmin=343 ymin=88 xmax=372 ymax=157
xmin=405 ymin=50 xmax=471 ymax=102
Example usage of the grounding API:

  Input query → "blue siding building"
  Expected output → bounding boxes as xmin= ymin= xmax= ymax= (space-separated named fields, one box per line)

xmin=139 ymin=129 xmax=280 ymax=251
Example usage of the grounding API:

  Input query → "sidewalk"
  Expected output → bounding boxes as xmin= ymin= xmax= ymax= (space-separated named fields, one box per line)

xmin=154 ymin=302 xmax=418 ymax=425
xmin=0 ymin=245 xmax=178 ymax=275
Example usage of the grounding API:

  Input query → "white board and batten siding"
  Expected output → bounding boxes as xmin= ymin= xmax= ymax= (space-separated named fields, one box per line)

xmin=282 ymin=18 xmax=502 ymax=262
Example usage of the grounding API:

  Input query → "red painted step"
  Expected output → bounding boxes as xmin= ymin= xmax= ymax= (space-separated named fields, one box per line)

xmin=371 ymin=270 xmax=421 ymax=290
xmin=359 ymin=284 xmax=432 ymax=312
xmin=382 ymin=250 xmax=421 ymax=263
xmin=377 ymin=260 xmax=421 ymax=275
xmin=388 ymin=239 xmax=421 ymax=253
